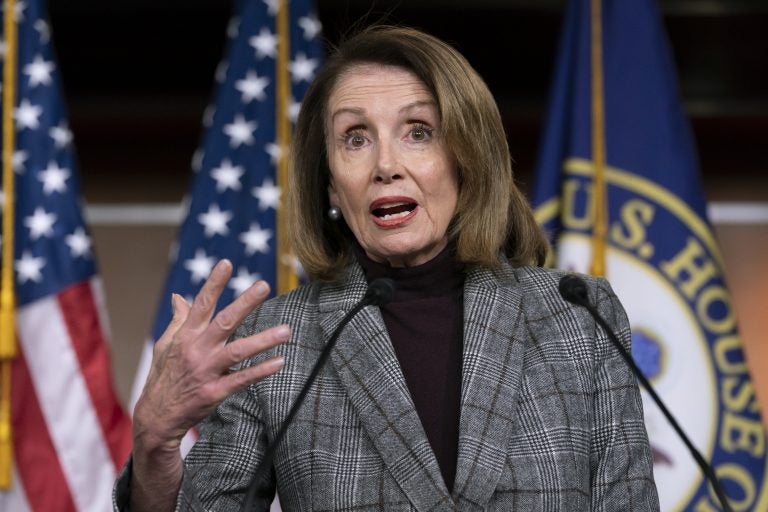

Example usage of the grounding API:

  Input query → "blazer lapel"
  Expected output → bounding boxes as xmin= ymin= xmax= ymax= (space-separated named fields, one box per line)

xmin=318 ymin=263 xmax=453 ymax=510
xmin=453 ymin=262 xmax=528 ymax=507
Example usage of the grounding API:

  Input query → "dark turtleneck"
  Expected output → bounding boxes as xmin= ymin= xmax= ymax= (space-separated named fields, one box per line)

xmin=355 ymin=243 xmax=464 ymax=493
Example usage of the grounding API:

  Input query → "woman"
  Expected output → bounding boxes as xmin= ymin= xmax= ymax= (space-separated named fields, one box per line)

xmin=117 ymin=26 xmax=659 ymax=511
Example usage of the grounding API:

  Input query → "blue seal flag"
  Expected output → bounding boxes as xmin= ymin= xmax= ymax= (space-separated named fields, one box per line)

xmin=532 ymin=0 xmax=768 ymax=510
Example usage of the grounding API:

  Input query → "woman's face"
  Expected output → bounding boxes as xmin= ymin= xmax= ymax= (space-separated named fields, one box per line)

xmin=326 ymin=64 xmax=459 ymax=267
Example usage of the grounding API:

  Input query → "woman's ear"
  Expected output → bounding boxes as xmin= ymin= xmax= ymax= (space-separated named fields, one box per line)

xmin=327 ymin=180 xmax=339 ymax=207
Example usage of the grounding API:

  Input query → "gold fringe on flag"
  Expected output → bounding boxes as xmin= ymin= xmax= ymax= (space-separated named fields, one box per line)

xmin=589 ymin=0 xmax=608 ymax=277
xmin=0 ymin=0 xmax=19 ymax=489
xmin=275 ymin=0 xmax=299 ymax=294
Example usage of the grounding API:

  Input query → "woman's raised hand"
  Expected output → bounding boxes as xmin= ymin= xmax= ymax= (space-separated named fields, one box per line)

xmin=129 ymin=259 xmax=288 ymax=511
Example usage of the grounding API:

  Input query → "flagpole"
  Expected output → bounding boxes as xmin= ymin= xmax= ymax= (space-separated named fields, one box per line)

xmin=275 ymin=0 xmax=298 ymax=294
xmin=1 ymin=0 xmax=19 ymax=489
xmin=589 ymin=0 xmax=607 ymax=277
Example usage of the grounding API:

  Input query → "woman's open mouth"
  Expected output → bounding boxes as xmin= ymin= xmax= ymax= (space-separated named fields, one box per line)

xmin=370 ymin=197 xmax=418 ymax=227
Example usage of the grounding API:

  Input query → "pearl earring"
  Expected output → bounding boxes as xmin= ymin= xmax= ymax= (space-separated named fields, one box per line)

xmin=328 ymin=206 xmax=342 ymax=221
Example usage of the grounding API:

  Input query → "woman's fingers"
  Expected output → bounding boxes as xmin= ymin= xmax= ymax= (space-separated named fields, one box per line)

xmin=216 ymin=356 xmax=286 ymax=401
xmin=185 ymin=259 xmax=233 ymax=330
xmin=176 ymin=260 xmax=272 ymax=352
xmin=152 ymin=327 xmax=289 ymax=427
xmin=172 ymin=293 xmax=192 ymax=320
xmin=154 ymin=294 xmax=191 ymax=353
xmin=137 ymin=260 xmax=286 ymax=440
xmin=198 ymin=278 xmax=271 ymax=348
xmin=214 ymin=324 xmax=290 ymax=370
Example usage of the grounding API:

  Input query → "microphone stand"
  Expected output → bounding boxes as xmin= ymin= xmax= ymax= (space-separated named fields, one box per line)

xmin=240 ymin=278 xmax=395 ymax=511
xmin=559 ymin=275 xmax=733 ymax=512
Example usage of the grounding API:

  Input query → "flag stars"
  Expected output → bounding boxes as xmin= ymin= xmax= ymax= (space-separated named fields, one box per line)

xmin=210 ymin=159 xmax=244 ymax=192
xmin=229 ymin=267 xmax=262 ymax=297
xmin=198 ymin=203 xmax=233 ymax=237
xmin=289 ymin=52 xmax=319 ymax=83
xmin=252 ymin=177 xmax=281 ymax=211
xmin=49 ymin=121 xmax=73 ymax=148
xmin=282 ymin=254 xmax=306 ymax=280
xmin=298 ymin=15 xmax=322 ymax=40
xmin=191 ymin=149 xmax=205 ymax=173
xmin=16 ymin=251 xmax=46 ymax=284
xmin=184 ymin=249 xmax=217 ymax=284
xmin=65 ymin=227 xmax=92 ymax=258
xmin=235 ymin=70 xmax=270 ymax=103
xmin=249 ymin=27 xmax=277 ymax=59
xmin=239 ymin=222 xmax=273 ymax=255
xmin=24 ymin=54 xmax=55 ymax=87
xmin=202 ymin=105 xmax=216 ymax=128
xmin=34 ymin=19 xmax=50 ymax=44
xmin=227 ymin=16 xmax=240 ymax=39
xmin=38 ymin=161 xmax=70 ymax=194
xmin=168 ymin=239 xmax=180 ymax=264
xmin=15 ymin=99 xmax=43 ymax=130
xmin=9 ymin=1 xmax=26 ymax=22
xmin=215 ymin=60 xmax=229 ymax=83
xmin=263 ymin=0 xmax=280 ymax=16
xmin=13 ymin=150 xmax=29 ymax=174
xmin=179 ymin=195 xmax=192 ymax=220
xmin=289 ymin=98 xmax=302 ymax=123
xmin=24 ymin=207 xmax=57 ymax=239
xmin=264 ymin=142 xmax=283 ymax=165
xmin=223 ymin=114 xmax=257 ymax=148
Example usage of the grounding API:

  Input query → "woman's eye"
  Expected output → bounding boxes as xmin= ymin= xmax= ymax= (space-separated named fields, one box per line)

xmin=409 ymin=125 xmax=432 ymax=142
xmin=344 ymin=133 xmax=366 ymax=148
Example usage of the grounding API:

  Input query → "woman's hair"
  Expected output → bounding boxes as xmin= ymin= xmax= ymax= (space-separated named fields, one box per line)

xmin=289 ymin=25 xmax=548 ymax=280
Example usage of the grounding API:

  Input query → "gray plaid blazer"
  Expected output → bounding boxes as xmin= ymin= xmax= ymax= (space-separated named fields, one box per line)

xmin=175 ymin=260 xmax=659 ymax=511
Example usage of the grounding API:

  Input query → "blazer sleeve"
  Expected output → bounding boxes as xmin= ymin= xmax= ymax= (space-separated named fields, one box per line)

xmin=112 ymin=457 xmax=133 ymax=511
xmin=588 ymin=278 xmax=660 ymax=511
xmin=111 ymin=411 xmax=275 ymax=512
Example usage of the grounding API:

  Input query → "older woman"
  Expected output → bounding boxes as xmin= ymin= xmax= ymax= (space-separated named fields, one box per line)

xmin=117 ymin=26 xmax=659 ymax=511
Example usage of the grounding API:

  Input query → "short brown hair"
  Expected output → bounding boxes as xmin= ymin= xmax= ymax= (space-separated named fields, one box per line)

xmin=289 ymin=26 xmax=548 ymax=280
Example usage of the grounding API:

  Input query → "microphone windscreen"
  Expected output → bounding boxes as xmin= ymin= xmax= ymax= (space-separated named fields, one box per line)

xmin=558 ymin=274 xmax=590 ymax=307
xmin=365 ymin=278 xmax=396 ymax=306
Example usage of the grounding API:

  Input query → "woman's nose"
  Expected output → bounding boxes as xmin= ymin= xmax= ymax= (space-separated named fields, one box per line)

xmin=373 ymin=140 xmax=402 ymax=183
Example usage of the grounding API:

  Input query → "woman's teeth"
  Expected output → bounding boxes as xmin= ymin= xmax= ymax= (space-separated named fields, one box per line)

xmin=380 ymin=210 xmax=412 ymax=220
xmin=373 ymin=202 xmax=416 ymax=219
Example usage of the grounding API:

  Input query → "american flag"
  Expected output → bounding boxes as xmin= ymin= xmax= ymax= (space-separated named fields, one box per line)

xmin=130 ymin=0 xmax=323 ymax=450
xmin=0 ymin=0 xmax=132 ymax=510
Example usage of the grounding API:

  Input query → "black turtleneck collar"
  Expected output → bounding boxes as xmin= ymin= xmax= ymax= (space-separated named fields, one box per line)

xmin=353 ymin=241 xmax=465 ymax=302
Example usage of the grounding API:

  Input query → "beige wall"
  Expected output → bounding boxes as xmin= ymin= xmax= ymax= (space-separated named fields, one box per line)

xmin=98 ymin=221 xmax=768 ymax=428
xmin=715 ymin=224 xmax=768 ymax=428
xmin=93 ymin=224 xmax=177 ymax=408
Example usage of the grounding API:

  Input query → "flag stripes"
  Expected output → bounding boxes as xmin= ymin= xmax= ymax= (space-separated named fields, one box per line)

xmin=58 ymin=281 xmax=132 ymax=469
xmin=15 ymin=284 xmax=120 ymax=509
xmin=11 ymin=348 xmax=76 ymax=512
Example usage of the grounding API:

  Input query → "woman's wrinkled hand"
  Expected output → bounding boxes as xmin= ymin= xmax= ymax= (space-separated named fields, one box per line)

xmin=132 ymin=259 xmax=289 ymax=453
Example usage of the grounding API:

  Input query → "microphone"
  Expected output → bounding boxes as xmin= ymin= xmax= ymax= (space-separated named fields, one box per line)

xmin=558 ymin=273 xmax=590 ymax=307
xmin=558 ymin=274 xmax=733 ymax=512
xmin=240 ymin=278 xmax=396 ymax=511
xmin=364 ymin=276 xmax=396 ymax=306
